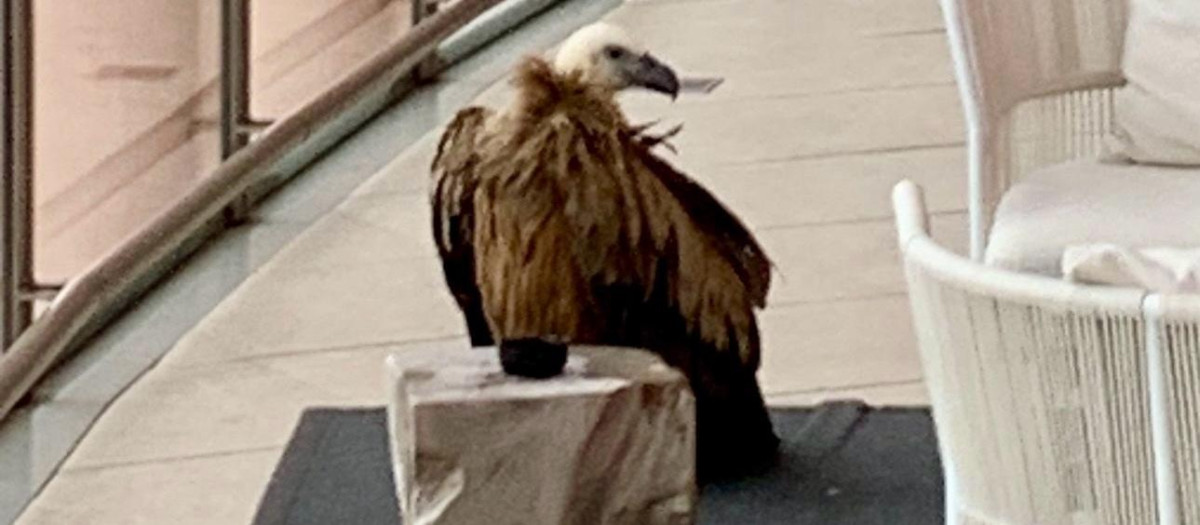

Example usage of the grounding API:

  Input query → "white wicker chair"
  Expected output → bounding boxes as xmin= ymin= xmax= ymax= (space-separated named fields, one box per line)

xmin=921 ymin=1 xmax=1200 ymax=522
xmin=940 ymin=0 xmax=1129 ymax=263
xmin=895 ymin=180 xmax=1200 ymax=525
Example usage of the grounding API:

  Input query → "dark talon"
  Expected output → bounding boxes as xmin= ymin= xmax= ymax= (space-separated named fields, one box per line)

xmin=499 ymin=338 xmax=569 ymax=379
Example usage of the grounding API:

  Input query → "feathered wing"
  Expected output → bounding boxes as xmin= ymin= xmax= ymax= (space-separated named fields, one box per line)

xmin=630 ymin=132 xmax=771 ymax=305
xmin=431 ymin=106 xmax=496 ymax=347
xmin=627 ymin=133 xmax=772 ymax=366
xmin=620 ymin=131 xmax=780 ymax=481
xmin=469 ymin=58 xmax=779 ymax=480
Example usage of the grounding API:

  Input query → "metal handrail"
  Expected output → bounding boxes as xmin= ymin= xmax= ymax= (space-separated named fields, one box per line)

xmin=0 ymin=0 xmax=506 ymax=423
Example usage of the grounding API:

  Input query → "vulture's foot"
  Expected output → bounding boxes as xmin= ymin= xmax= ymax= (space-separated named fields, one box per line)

xmin=499 ymin=337 xmax=568 ymax=379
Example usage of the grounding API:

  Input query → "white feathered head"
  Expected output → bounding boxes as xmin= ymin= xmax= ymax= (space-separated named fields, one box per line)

xmin=553 ymin=22 xmax=680 ymax=98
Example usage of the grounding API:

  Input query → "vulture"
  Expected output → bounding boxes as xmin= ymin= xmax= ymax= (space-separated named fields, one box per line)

xmin=430 ymin=22 xmax=778 ymax=481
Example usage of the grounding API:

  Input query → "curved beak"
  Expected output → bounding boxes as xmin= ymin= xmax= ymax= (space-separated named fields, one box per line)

xmin=631 ymin=53 xmax=680 ymax=100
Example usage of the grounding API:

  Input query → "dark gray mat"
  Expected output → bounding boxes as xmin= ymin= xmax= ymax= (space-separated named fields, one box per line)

xmin=253 ymin=402 xmax=943 ymax=525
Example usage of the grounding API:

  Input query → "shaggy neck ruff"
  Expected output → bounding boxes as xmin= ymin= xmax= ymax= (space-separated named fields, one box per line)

xmin=507 ymin=57 xmax=626 ymax=130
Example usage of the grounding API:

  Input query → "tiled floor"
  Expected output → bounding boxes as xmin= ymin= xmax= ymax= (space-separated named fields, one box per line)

xmin=11 ymin=0 xmax=967 ymax=522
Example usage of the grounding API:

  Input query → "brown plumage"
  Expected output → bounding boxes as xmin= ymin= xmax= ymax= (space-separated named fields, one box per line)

xmin=431 ymin=45 xmax=777 ymax=480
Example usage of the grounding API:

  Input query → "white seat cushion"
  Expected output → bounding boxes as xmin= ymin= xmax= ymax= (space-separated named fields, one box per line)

xmin=986 ymin=159 xmax=1200 ymax=276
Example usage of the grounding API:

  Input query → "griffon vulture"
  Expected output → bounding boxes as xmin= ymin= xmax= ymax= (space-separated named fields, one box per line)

xmin=430 ymin=22 xmax=778 ymax=481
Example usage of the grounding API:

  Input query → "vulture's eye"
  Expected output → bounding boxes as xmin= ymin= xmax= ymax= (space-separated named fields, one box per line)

xmin=606 ymin=47 xmax=625 ymax=60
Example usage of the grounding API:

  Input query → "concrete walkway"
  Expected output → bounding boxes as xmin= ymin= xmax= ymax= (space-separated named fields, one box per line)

xmin=14 ymin=0 xmax=966 ymax=522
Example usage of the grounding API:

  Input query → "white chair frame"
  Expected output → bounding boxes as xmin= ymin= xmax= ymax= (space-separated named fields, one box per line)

xmin=925 ymin=1 xmax=1200 ymax=523
xmin=895 ymin=180 xmax=1198 ymax=525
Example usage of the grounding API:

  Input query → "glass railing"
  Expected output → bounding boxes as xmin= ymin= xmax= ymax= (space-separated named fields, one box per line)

xmin=0 ymin=0 xmax=522 ymax=423
xmin=33 ymin=0 xmax=413 ymax=291
xmin=2 ymin=0 xmax=439 ymax=350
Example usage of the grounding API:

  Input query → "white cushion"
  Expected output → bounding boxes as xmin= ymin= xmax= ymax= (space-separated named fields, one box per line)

xmin=1063 ymin=244 xmax=1200 ymax=292
xmin=986 ymin=160 xmax=1200 ymax=276
xmin=1109 ymin=0 xmax=1200 ymax=165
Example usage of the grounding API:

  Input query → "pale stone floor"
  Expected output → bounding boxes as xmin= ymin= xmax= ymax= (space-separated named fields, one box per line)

xmin=13 ymin=0 xmax=968 ymax=522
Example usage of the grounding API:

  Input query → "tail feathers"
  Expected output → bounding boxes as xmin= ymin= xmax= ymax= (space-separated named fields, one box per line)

xmin=694 ymin=370 xmax=780 ymax=483
xmin=634 ymin=328 xmax=779 ymax=483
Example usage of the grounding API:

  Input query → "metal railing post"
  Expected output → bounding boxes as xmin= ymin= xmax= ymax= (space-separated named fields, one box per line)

xmin=221 ymin=0 xmax=275 ymax=222
xmin=0 ymin=0 xmax=35 ymax=351
xmin=221 ymin=0 xmax=252 ymax=160
xmin=412 ymin=0 xmax=439 ymax=25
xmin=412 ymin=0 xmax=441 ymax=80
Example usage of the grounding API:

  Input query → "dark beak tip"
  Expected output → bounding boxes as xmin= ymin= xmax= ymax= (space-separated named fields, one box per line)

xmin=666 ymin=70 xmax=680 ymax=101
xmin=636 ymin=52 xmax=680 ymax=100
